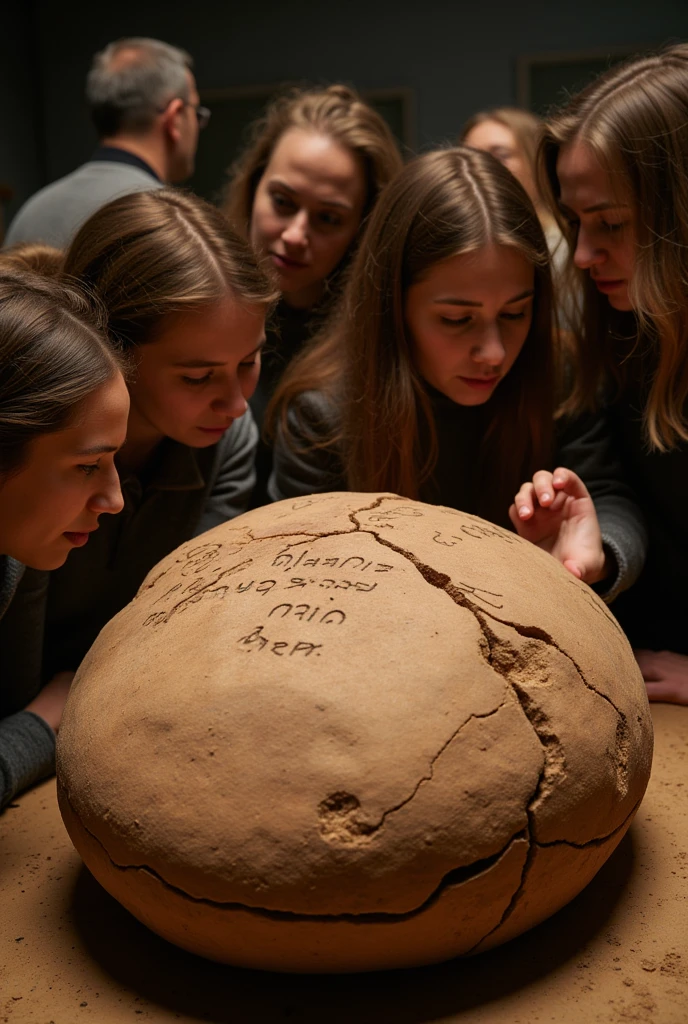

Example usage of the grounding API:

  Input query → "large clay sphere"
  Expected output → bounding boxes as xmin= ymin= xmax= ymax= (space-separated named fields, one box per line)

xmin=57 ymin=493 xmax=653 ymax=972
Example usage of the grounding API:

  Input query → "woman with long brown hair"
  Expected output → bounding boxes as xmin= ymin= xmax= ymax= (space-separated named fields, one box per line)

xmin=269 ymin=146 xmax=645 ymax=590
xmin=461 ymin=108 xmax=556 ymax=235
xmin=0 ymin=265 xmax=128 ymax=809
xmin=528 ymin=43 xmax=688 ymax=703
xmin=0 ymin=187 xmax=276 ymax=707
xmin=460 ymin=107 xmax=572 ymax=322
xmin=224 ymin=83 xmax=403 ymax=503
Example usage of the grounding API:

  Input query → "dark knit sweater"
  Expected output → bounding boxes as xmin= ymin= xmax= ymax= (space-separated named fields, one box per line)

xmin=249 ymin=299 xmax=327 ymax=508
xmin=0 ymin=556 xmax=55 ymax=811
xmin=605 ymin=351 xmax=688 ymax=651
xmin=269 ymin=386 xmax=647 ymax=603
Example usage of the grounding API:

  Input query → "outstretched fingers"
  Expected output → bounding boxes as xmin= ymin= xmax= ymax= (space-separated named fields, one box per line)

xmin=513 ymin=481 xmax=538 ymax=521
xmin=551 ymin=467 xmax=592 ymax=500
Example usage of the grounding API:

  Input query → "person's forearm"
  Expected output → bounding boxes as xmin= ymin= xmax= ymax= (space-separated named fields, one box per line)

xmin=595 ymin=500 xmax=647 ymax=602
xmin=0 ymin=711 xmax=56 ymax=810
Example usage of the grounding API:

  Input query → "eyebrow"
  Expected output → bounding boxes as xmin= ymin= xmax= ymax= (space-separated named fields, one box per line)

xmin=433 ymin=289 xmax=534 ymax=308
xmin=559 ymin=201 xmax=630 ymax=215
xmin=172 ymin=339 xmax=266 ymax=368
xmin=173 ymin=359 xmax=224 ymax=368
xmin=269 ymin=179 xmax=353 ymax=211
xmin=74 ymin=444 xmax=120 ymax=456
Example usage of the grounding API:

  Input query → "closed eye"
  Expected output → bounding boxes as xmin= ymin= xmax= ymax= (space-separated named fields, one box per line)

xmin=441 ymin=315 xmax=471 ymax=327
xmin=500 ymin=310 xmax=527 ymax=321
xmin=182 ymin=373 xmax=213 ymax=386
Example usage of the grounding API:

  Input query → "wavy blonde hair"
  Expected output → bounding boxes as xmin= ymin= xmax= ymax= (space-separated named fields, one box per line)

xmin=540 ymin=43 xmax=688 ymax=450
xmin=223 ymin=84 xmax=403 ymax=241
xmin=270 ymin=147 xmax=556 ymax=523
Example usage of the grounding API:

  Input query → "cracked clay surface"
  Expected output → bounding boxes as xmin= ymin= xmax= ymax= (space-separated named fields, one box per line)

xmin=56 ymin=493 xmax=653 ymax=970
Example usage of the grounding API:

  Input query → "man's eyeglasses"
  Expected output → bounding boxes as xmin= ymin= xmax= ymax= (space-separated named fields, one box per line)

xmin=158 ymin=99 xmax=211 ymax=130
xmin=189 ymin=103 xmax=211 ymax=130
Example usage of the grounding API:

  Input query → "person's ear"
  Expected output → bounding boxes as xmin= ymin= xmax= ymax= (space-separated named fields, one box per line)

xmin=160 ymin=98 xmax=185 ymax=144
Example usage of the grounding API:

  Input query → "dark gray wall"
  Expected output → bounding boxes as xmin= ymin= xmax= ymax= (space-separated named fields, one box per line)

xmin=0 ymin=3 xmax=45 ymax=224
xmin=6 ymin=0 xmax=688 ymax=203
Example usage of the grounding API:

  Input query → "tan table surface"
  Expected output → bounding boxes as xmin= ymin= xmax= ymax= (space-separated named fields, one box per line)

xmin=1 ymin=704 xmax=686 ymax=1024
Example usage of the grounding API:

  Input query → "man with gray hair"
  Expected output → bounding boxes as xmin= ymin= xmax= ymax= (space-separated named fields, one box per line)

xmin=6 ymin=38 xmax=209 ymax=248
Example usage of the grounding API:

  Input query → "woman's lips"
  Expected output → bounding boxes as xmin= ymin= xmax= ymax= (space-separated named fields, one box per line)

xmin=270 ymin=252 xmax=308 ymax=272
xmin=458 ymin=375 xmax=500 ymax=390
xmin=198 ymin=425 xmax=231 ymax=436
xmin=63 ymin=531 xmax=92 ymax=547
xmin=594 ymin=278 xmax=625 ymax=294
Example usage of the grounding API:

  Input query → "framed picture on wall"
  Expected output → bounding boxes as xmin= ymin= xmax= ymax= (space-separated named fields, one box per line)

xmin=516 ymin=45 xmax=656 ymax=115
xmin=187 ymin=84 xmax=415 ymax=206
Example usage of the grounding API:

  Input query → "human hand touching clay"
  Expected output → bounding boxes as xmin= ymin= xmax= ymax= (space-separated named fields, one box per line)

xmin=634 ymin=650 xmax=688 ymax=705
xmin=509 ymin=468 xmax=608 ymax=584
xmin=25 ymin=671 xmax=76 ymax=733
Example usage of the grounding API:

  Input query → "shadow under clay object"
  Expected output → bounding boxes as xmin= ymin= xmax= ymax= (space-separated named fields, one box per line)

xmin=57 ymin=493 xmax=653 ymax=972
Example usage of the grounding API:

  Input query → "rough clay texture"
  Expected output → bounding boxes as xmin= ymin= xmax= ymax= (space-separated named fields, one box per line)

xmin=56 ymin=493 xmax=654 ymax=972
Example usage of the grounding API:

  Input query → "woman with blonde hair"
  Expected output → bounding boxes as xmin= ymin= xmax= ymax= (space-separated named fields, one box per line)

xmin=224 ymin=83 xmax=403 ymax=502
xmin=461 ymin=107 xmax=569 ymax=285
xmin=0 ymin=266 xmax=128 ymax=808
xmin=269 ymin=146 xmax=645 ymax=592
xmin=527 ymin=43 xmax=688 ymax=702
xmin=0 ymin=187 xmax=276 ymax=701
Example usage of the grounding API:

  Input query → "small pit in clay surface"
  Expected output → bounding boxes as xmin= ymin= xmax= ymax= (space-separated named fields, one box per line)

xmin=56 ymin=493 xmax=653 ymax=972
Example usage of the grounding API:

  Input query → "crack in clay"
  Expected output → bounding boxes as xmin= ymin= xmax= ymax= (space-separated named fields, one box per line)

xmin=357 ymin=525 xmax=630 ymax=803
xmin=247 ymin=528 xmax=356 ymax=545
xmin=476 ymin=615 xmax=567 ymax=816
xmin=74 ymin=496 xmax=637 ymax=945
xmin=346 ymin=495 xmax=389 ymax=528
xmin=318 ymin=699 xmax=509 ymax=843
xmin=74 ymin=790 xmax=637 ymax=931
xmin=535 ymin=798 xmax=642 ymax=849
xmin=469 ymin=795 xmax=641 ymax=952
xmin=63 ymin=786 xmax=526 ymax=922
xmin=349 ymin=521 xmax=642 ymax=951
xmin=468 ymin=812 xmax=538 ymax=952
xmin=241 ymin=496 xmax=387 ymax=548
xmin=235 ymin=497 xmax=389 ymax=554
xmin=479 ymin=617 xmax=630 ymax=800
xmin=248 ymin=529 xmax=364 ymax=556
xmin=353 ymin=529 xmax=566 ymax=796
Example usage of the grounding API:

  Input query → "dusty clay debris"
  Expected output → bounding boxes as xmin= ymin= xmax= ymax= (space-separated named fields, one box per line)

xmin=57 ymin=493 xmax=653 ymax=972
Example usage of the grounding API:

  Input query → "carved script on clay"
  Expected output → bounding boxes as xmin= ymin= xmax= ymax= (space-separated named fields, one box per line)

xmin=237 ymin=625 xmax=323 ymax=658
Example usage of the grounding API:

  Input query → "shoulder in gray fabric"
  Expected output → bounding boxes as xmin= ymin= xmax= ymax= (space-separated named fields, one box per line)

xmin=5 ymin=162 xmax=163 ymax=249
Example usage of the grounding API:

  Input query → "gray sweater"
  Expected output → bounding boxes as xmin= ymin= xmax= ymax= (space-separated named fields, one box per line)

xmin=269 ymin=389 xmax=648 ymax=604
xmin=0 ymin=556 xmax=55 ymax=811
xmin=6 ymin=158 xmax=163 ymax=249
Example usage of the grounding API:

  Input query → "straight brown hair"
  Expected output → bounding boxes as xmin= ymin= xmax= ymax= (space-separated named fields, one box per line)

xmin=271 ymin=147 xmax=556 ymax=523
xmin=540 ymin=43 xmax=688 ymax=450
xmin=64 ymin=188 xmax=278 ymax=351
xmin=460 ymin=107 xmax=543 ymax=186
xmin=0 ymin=243 xmax=64 ymax=279
xmin=0 ymin=269 xmax=120 ymax=476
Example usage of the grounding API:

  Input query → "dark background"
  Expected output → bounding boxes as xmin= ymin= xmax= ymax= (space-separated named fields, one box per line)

xmin=2 ymin=0 xmax=687 ymax=224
